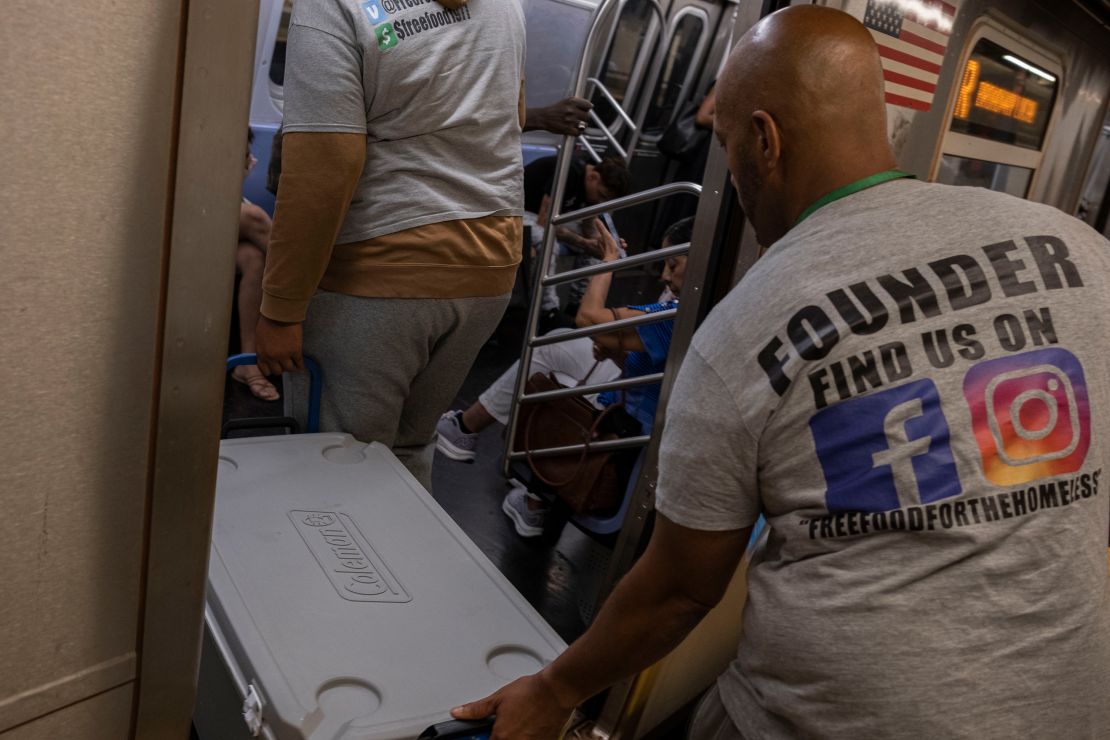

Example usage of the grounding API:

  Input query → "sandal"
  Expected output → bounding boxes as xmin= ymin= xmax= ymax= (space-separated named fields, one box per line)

xmin=232 ymin=365 xmax=281 ymax=401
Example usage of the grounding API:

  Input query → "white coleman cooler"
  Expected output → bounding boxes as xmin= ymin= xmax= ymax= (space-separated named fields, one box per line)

xmin=193 ymin=433 xmax=565 ymax=739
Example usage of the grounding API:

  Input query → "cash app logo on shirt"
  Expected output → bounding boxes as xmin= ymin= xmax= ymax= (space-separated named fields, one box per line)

xmin=375 ymin=22 xmax=399 ymax=51
xmin=361 ymin=0 xmax=398 ymax=51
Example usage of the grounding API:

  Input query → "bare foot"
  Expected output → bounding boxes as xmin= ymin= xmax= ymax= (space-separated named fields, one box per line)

xmin=232 ymin=365 xmax=280 ymax=401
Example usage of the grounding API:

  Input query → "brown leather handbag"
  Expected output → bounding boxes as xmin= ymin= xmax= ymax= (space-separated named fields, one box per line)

xmin=513 ymin=310 xmax=634 ymax=515
xmin=514 ymin=367 xmax=625 ymax=514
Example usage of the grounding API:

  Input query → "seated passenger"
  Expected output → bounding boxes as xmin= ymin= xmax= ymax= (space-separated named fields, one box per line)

xmin=436 ymin=217 xmax=693 ymax=537
xmin=523 ymin=154 xmax=632 ymax=328
xmin=233 ymin=131 xmax=279 ymax=401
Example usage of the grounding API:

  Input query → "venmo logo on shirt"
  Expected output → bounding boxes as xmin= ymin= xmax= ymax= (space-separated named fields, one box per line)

xmin=810 ymin=379 xmax=963 ymax=512
xmin=362 ymin=0 xmax=388 ymax=24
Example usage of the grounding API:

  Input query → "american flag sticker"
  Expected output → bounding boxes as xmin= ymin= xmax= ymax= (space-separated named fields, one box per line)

xmin=863 ymin=0 xmax=959 ymax=112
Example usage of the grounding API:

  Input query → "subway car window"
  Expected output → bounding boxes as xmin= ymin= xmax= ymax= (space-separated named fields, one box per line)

xmin=934 ymin=28 xmax=1062 ymax=199
xmin=949 ymin=38 xmax=1059 ymax=150
xmin=268 ymin=0 xmax=294 ymax=87
xmin=641 ymin=12 xmax=706 ymax=136
xmin=936 ymin=155 xmax=1033 ymax=197
xmin=593 ymin=0 xmax=657 ymax=122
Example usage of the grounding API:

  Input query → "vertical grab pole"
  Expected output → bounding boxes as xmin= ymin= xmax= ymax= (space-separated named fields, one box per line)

xmin=500 ymin=150 xmax=573 ymax=478
xmin=502 ymin=0 xmax=620 ymax=478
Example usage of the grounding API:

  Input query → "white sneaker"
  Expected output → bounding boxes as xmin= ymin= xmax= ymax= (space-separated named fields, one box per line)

xmin=502 ymin=484 xmax=547 ymax=538
xmin=435 ymin=411 xmax=478 ymax=462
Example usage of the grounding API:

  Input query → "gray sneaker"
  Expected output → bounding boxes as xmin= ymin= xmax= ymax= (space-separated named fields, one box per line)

xmin=435 ymin=411 xmax=478 ymax=462
xmin=502 ymin=485 xmax=547 ymax=538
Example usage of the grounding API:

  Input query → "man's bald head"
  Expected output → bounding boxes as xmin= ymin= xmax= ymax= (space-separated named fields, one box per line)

xmin=714 ymin=6 xmax=897 ymax=246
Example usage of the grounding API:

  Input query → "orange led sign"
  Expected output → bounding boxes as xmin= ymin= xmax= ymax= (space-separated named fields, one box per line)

xmin=955 ymin=59 xmax=980 ymax=119
xmin=974 ymin=81 xmax=1038 ymax=124
xmin=949 ymin=38 xmax=1057 ymax=149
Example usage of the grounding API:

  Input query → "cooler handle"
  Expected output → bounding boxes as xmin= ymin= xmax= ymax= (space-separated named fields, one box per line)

xmin=418 ymin=718 xmax=494 ymax=739
xmin=227 ymin=353 xmax=323 ymax=433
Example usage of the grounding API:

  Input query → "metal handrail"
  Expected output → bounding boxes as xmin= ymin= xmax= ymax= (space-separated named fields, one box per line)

xmin=581 ymin=0 xmax=667 ymax=156
xmin=521 ymin=373 xmax=665 ymax=404
xmin=530 ymin=309 xmax=677 ymax=348
xmin=579 ymin=77 xmax=638 ymax=163
xmin=542 ymin=242 xmax=689 ymax=287
xmin=503 ymin=0 xmax=691 ymax=478
xmin=586 ymin=77 xmax=639 ymax=130
xmin=552 ymin=181 xmax=702 ymax=225
xmin=503 ymin=0 xmax=626 ymax=480
xmin=507 ymin=435 xmax=651 ymax=462
xmin=586 ymin=108 xmax=629 ymax=161
xmin=583 ymin=75 xmax=640 ymax=161
xmin=624 ymin=5 xmax=712 ymax=157
xmin=579 ymin=135 xmax=605 ymax=164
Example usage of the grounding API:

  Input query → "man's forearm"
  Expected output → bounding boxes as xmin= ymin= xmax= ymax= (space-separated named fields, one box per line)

xmin=449 ymin=519 xmax=749 ymax=736
xmin=539 ymin=517 xmax=751 ymax=709
xmin=524 ymin=105 xmax=564 ymax=133
xmin=538 ymin=547 xmax=715 ymax=709
xmin=522 ymin=107 xmax=548 ymax=133
xmin=261 ymin=132 xmax=366 ymax=323
xmin=524 ymin=97 xmax=593 ymax=135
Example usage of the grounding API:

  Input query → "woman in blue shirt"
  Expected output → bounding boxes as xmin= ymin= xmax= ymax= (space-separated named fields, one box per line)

xmin=437 ymin=217 xmax=692 ymax=536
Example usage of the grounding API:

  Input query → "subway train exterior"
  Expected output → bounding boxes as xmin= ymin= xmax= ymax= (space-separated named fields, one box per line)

xmin=2 ymin=1 xmax=1108 ymax=739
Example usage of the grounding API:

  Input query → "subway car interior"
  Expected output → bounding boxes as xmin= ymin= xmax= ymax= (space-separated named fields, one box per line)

xmin=3 ymin=0 xmax=1110 ymax=738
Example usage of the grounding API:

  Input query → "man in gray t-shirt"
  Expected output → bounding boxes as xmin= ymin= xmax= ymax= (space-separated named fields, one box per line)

xmin=256 ymin=0 xmax=528 ymax=487
xmin=453 ymin=7 xmax=1110 ymax=740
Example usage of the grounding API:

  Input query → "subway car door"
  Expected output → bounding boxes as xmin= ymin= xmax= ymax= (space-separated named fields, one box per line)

xmin=1 ymin=1 xmax=257 ymax=739
xmin=592 ymin=0 xmax=727 ymax=250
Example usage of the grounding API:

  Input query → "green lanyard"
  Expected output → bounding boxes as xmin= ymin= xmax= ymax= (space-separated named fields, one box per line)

xmin=794 ymin=170 xmax=915 ymax=227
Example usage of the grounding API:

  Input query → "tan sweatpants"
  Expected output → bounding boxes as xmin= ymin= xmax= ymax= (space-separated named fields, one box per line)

xmin=289 ymin=289 xmax=510 ymax=490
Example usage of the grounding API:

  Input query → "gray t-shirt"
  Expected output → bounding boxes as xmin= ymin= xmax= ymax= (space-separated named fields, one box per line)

xmin=657 ymin=179 xmax=1110 ymax=739
xmin=283 ymin=0 xmax=525 ymax=242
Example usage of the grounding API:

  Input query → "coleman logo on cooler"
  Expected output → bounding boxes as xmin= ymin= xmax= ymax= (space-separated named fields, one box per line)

xmin=291 ymin=510 xmax=411 ymax=603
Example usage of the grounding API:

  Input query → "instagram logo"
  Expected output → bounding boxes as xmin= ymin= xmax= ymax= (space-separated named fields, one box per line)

xmin=963 ymin=348 xmax=1090 ymax=486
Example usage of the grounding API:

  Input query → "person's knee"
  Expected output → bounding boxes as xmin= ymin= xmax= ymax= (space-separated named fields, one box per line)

xmin=236 ymin=243 xmax=264 ymax=275
xmin=531 ymin=343 xmax=558 ymax=367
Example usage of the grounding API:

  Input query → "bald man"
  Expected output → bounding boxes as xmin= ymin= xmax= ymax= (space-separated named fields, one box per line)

xmin=454 ymin=7 xmax=1110 ymax=739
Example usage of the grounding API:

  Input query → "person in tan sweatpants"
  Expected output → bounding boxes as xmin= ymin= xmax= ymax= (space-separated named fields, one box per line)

xmin=256 ymin=0 xmax=526 ymax=489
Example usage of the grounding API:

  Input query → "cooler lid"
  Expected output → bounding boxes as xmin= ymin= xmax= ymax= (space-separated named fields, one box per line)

xmin=206 ymin=434 xmax=565 ymax=739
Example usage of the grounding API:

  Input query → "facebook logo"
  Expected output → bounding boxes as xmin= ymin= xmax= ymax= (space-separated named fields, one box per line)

xmin=809 ymin=379 xmax=962 ymax=513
